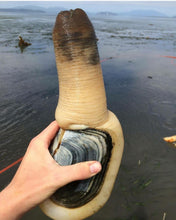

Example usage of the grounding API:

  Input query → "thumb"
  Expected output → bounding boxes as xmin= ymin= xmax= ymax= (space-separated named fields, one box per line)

xmin=56 ymin=161 xmax=102 ymax=188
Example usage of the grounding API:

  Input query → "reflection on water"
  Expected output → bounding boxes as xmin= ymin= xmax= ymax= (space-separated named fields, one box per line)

xmin=0 ymin=12 xmax=176 ymax=220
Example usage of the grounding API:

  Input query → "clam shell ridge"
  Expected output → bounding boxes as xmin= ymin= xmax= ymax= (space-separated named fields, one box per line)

xmin=50 ymin=128 xmax=113 ymax=208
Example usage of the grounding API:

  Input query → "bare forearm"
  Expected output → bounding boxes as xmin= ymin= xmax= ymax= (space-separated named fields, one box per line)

xmin=0 ymin=183 xmax=27 ymax=220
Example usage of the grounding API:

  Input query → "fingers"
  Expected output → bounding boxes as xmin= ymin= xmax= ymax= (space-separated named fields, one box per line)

xmin=56 ymin=161 xmax=102 ymax=188
xmin=37 ymin=121 xmax=59 ymax=147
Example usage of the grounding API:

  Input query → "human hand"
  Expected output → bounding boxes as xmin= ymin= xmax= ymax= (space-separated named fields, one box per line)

xmin=0 ymin=121 xmax=102 ymax=220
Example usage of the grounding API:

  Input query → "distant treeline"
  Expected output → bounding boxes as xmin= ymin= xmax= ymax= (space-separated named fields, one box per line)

xmin=0 ymin=8 xmax=45 ymax=13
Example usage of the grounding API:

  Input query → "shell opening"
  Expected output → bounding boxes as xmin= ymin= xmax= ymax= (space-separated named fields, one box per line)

xmin=49 ymin=128 xmax=113 ymax=208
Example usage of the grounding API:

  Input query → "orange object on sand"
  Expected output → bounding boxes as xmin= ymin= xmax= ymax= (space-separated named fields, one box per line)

xmin=161 ymin=55 xmax=176 ymax=59
xmin=163 ymin=135 xmax=176 ymax=143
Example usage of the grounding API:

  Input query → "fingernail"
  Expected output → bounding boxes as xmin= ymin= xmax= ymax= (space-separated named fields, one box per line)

xmin=90 ymin=162 xmax=102 ymax=174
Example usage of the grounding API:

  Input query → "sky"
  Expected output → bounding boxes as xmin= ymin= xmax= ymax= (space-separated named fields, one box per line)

xmin=0 ymin=1 xmax=176 ymax=16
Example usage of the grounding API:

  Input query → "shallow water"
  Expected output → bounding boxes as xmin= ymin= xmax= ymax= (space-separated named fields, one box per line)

xmin=0 ymin=12 xmax=176 ymax=220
